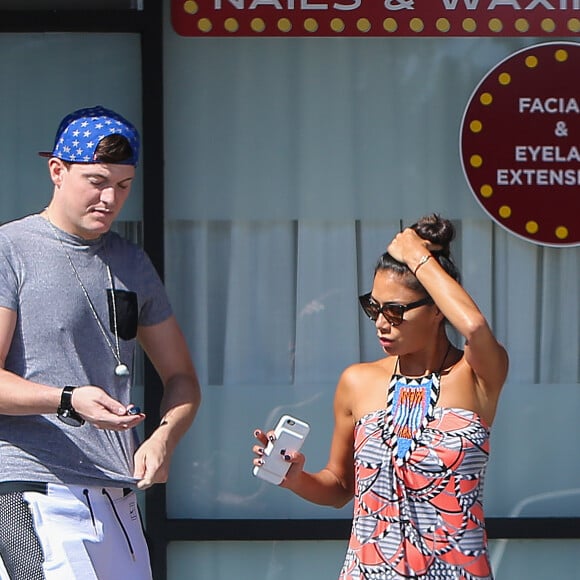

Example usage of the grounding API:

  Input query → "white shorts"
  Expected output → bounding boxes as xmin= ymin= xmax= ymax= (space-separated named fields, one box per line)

xmin=0 ymin=482 xmax=152 ymax=580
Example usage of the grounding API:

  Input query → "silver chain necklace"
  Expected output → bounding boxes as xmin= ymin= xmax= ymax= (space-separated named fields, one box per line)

xmin=45 ymin=213 xmax=130 ymax=377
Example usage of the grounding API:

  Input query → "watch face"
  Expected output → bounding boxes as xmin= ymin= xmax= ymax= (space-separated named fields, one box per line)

xmin=57 ymin=408 xmax=84 ymax=427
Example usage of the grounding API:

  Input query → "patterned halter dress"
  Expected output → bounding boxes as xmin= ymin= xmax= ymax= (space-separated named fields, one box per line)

xmin=339 ymin=354 xmax=493 ymax=580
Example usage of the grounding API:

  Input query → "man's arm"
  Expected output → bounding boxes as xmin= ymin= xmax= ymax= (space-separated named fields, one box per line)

xmin=0 ymin=306 xmax=62 ymax=413
xmin=133 ymin=315 xmax=201 ymax=489
xmin=0 ymin=306 xmax=148 ymax=429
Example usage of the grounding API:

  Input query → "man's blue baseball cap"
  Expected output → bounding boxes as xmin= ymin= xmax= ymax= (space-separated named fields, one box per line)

xmin=39 ymin=105 xmax=140 ymax=166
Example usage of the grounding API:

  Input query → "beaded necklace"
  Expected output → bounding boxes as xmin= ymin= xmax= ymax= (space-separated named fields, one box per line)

xmin=386 ymin=342 xmax=452 ymax=464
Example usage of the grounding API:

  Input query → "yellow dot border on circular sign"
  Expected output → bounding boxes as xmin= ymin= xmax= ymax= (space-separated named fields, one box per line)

xmin=498 ymin=72 xmax=511 ymax=86
xmin=463 ymin=43 xmax=580 ymax=246
xmin=470 ymin=119 xmax=483 ymax=133
xmin=526 ymin=221 xmax=539 ymax=235
xmin=525 ymin=55 xmax=538 ymax=69
xmin=480 ymin=184 xmax=493 ymax=198
xmin=521 ymin=221 xmax=572 ymax=240
xmin=480 ymin=92 xmax=493 ymax=106
xmin=498 ymin=206 xmax=512 ymax=219
xmin=470 ymin=154 xmax=483 ymax=168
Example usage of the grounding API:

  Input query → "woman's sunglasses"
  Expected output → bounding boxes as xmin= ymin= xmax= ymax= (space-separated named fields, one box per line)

xmin=358 ymin=293 xmax=434 ymax=326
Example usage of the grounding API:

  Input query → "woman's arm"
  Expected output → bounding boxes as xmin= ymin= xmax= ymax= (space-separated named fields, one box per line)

xmin=388 ymin=229 xmax=509 ymax=392
xmin=253 ymin=366 xmax=357 ymax=508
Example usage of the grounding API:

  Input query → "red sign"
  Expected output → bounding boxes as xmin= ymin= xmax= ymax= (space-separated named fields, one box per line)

xmin=172 ymin=0 xmax=580 ymax=37
xmin=461 ymin=42 xmax=580 ymax=247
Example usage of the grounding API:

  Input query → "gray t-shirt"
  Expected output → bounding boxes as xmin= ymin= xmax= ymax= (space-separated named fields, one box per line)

xmin=0 ymin=214 xmax=173 ymax=487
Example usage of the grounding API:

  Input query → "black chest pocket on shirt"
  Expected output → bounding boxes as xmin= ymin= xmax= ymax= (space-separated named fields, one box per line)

xmin=107 ymin=289 xmax=138 ymax=340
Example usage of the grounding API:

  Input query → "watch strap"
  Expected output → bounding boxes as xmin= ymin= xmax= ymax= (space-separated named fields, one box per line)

xmin=57 ymin=386 xmax=85 ymax=426
xmin=59 ymin=386 xmax=76 ymax=410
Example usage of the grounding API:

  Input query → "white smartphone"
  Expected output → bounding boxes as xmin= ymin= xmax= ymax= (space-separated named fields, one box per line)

xmin=253 ymin=414 xmax=310 ymax=485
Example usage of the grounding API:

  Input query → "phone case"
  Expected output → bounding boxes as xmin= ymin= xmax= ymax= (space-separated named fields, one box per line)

xmin=253 ymin=415 xmax=310 ymax=485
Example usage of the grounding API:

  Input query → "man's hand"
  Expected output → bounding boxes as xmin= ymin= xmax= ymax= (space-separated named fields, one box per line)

xmin=133 ymin=434 xmax=171 ymax=490
xmin=72 ymin=386 xmax=146 ymax=431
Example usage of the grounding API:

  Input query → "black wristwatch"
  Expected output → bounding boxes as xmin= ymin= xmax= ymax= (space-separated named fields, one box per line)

xmin=56 ymin=386 xmax=85 ymax=427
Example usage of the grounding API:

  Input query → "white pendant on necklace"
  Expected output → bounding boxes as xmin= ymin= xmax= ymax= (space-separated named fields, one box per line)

xmin=47 ymin=220 xmax=130 ymax=378
xmin=115 ymin=363 xmax=130 ymax=377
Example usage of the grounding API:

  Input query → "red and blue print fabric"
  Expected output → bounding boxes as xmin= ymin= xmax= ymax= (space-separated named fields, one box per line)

xmin=340 ymin=381 xmax=493 ymax=580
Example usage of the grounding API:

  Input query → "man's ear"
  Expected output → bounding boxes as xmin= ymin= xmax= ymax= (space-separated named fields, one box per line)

xmin=48 ymin=158 xmax=67 ymax=186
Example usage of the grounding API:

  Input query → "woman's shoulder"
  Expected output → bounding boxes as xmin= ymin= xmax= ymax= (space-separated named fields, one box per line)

xmin=336 ymin=358 xmax=395 ymax=420
xmin=339 ymin=357 xmax=394 ymax=388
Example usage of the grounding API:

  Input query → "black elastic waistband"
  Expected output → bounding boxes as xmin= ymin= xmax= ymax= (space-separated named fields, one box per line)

xmin=0 ymin=481 xmax=48 ymax=494
xmin=0 ymin=482 xmax=133 ymax=496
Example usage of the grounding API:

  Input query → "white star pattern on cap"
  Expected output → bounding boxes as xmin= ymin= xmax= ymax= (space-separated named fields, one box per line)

xmin=47 ymin=106 xmax=140 ymax=165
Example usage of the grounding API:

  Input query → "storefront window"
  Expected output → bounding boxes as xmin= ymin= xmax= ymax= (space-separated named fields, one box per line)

xmin=0 ymin=0 xmax=142 ymax=9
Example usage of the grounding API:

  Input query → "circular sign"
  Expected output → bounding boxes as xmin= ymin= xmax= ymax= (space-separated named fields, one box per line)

xmin=461 ymin=42 xmax=580 ymax=247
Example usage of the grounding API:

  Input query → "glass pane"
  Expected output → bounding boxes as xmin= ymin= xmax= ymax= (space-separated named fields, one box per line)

xmin=168 ymin=541 xmax=347 ymax=580
xmin=164 ymin=36 xmax=557 ymax=221
xmin=0 ymin=0 xmax=141 ymax=9
xmin=165 ymin=220 xmax=579 ymax=519
xmin=167 ymin=383 xmax=353 ymax=520
xmin=486 ymin=383 xmax=580 ymax=518
xmin=0 ymin=32 xmax=142 ymax=223
xmin=167 ymin=540 xmax=580 ymax=580
xmin=164 ymin=25 xmax=580 ymax=527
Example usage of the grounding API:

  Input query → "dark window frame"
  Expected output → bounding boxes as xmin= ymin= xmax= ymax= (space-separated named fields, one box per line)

xmin=1 ymin=4 xmax=579 ymax=579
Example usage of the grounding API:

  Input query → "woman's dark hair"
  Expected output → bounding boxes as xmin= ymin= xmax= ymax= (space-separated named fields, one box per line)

xmin=375 ymin=214 xmax=461 ymax=293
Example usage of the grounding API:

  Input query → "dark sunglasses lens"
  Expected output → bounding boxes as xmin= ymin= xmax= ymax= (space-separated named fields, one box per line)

xmin=359 ymin=295 xmax=378 ymax=321
xmin=383 ymin=305 xmax=404 ymax=326
xmin=366 ymin=305 xmax=380 ymax=321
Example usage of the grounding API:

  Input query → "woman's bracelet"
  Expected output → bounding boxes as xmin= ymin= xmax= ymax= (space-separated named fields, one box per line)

xmin=413 ymin=254 xmax=432 ymax=276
